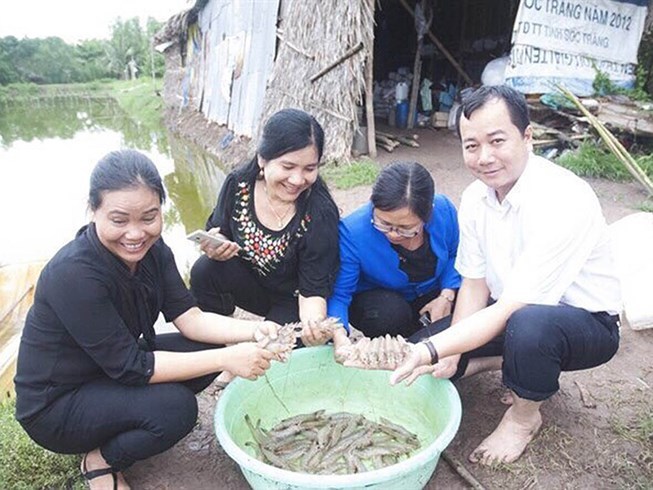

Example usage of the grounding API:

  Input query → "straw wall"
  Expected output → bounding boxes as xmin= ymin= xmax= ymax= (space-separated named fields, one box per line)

xmin=259 ymin=0 xmax=375 ymax=162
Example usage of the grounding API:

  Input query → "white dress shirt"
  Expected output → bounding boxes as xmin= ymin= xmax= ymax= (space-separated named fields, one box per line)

xmin=455 ymin=154 xmax=622 ymax=315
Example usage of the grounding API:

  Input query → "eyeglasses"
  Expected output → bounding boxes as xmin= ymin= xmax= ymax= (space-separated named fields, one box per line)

xmin=371 ymin=218 xmax=422 ymax=238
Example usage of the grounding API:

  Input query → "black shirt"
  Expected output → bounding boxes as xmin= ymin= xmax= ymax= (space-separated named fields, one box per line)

xmin=391 ymin=233 xmax=438 ymax=283
xmin=205 ymin=171 xmax=340 ymax=298
xmin=14 ymin=224 xmax=196 ymax=421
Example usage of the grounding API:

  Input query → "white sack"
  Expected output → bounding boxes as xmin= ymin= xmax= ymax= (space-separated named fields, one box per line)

xmin=609 ymin=212 xmax=653 ymax=330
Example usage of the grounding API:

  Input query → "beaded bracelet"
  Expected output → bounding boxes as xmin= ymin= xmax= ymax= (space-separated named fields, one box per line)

xmin=421 ymin=339 xmax=439 ymax=365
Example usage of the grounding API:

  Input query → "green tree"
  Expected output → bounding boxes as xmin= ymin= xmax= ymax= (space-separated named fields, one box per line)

xmin=7 ymin=37 xmax=40 ymax=83
xmin=28 ymin=37 xmax=78 ymax=84
xmin=75 ymin=39 xmax=112 ymax=81
xmin=0 ymin=36 xmax=21 ymax=84
xmin=105 ymin=17 xmax=147 ymax=79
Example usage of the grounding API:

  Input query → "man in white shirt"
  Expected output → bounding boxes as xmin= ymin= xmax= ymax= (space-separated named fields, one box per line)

xmin=391 ymin=85 xmax=621 ymax=465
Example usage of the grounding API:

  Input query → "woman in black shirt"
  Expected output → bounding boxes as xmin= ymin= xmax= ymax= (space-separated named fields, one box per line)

xmin=190 ymin=108 xmax=346 ymax=347
xmin=14 ymin=150 xmax=278 ymax=489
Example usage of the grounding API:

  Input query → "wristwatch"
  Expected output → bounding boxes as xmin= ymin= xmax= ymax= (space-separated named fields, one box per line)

xmin=439 ymin=290 xmax=455 ymax=303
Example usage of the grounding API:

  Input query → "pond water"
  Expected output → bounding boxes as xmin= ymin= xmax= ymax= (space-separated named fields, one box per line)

xmin=0 ymin=96 xmax=227 ymax=278
xmin=0 ymin=96 xmax=229 ymax=366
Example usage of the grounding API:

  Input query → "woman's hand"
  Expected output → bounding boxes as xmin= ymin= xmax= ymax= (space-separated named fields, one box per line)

xmin=222 ymin=343 xmax=274 ymax=380
xmin=253 ymin=321 xmax=279 ymax=343
xmin=419 ymin=294 xmax=453 ymax=323
xmin=201 ymin=227 xmax=240 ymax=261
xmin=331 ymin=327 xmax=352 ymax=363
xmin=300 ymin=319 xmax=332 ymax=346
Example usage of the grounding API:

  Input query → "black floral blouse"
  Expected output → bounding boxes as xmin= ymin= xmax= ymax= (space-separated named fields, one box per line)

xmin=205 ymin=171 xmax=339 ymax=298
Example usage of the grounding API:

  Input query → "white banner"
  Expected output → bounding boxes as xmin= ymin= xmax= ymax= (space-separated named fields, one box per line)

xmin=505 ymin=0 xmax=648 ymax=95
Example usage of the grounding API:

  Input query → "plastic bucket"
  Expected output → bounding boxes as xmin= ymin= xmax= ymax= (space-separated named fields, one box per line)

xmin=396 ymin=100 xmax=409 ymax=129
xmin=215 ymin=346 xmax=461 ymax=490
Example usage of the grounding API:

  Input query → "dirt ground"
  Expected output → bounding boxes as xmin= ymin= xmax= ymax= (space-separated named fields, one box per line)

xmin=126 ymin=124 xmax=653 ymax=489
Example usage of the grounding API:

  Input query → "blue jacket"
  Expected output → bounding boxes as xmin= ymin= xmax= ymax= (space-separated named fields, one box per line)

xmin=327 ymin=195 xmax=461 ymax=328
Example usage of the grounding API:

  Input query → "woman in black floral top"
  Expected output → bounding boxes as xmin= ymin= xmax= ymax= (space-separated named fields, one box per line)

xmin=190 ymin=108 xmax=346 ymax=347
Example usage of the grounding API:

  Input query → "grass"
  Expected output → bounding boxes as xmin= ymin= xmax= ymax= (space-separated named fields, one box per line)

xmin=610 ymin=409 xmax=653 ymax=446
xmin=603 ymin=393 xmax=653 ymax=489
xmin=0 ymin=398 xmax=82 ymax=489
xmin=0 ymin=83 xmax=42 ymax=103
xmin=107 ymin=78 xmax=165 ymax=131
xmin=322 ymin=158 xmax=379 ymax=189
xmin=0 ymin=78 xmax=164 ymax=132
xmin=556 ymin=141 xmax=653 ymax=182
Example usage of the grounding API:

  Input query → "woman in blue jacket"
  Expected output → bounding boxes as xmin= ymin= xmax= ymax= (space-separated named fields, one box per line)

xmin=327 ymin=161 xmax=461 ymax=339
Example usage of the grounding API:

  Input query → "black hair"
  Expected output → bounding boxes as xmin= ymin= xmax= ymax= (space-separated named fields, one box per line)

xmin=258 ymin=108 xmax=325 ymax=163
xmin=238 ymin=108 xmax=326 ymax=180
xmin=88 ymin=149 xmax=166 ymax=211
xmin=456 ymin=85 xmax=530 ymax=138
xmin=371 ymin=161 xmax=435 ymax=222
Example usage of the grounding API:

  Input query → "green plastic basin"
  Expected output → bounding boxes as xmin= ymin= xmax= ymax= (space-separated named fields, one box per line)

xmin=215 ymin=346 xmax=461 ymax=490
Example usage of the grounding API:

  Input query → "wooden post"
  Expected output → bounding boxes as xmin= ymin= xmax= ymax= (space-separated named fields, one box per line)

xmin=398 ymin=0 xmax=473 ymax=85
xmin=365 ymin=52 xmax=377 ymax=157
xmin=407 ymin=39 xmax=422 ymax=130
xmin=457 ymin=0 xmax=468 ymax=88
xmin=365 ymin=0 xmax=377 ymax=157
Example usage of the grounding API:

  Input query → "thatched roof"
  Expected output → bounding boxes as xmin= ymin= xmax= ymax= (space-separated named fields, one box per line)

xmin=153 ymin=0 xmax=209 ymax=51
xmin=259 ymin=0 xmax=375 ymax=162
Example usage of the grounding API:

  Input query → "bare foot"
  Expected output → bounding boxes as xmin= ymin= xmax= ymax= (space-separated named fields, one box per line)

xmin=500 ymin=390 xmax=514 ymax=405
xmin=469 ymin=399 xmax=543 ymax=465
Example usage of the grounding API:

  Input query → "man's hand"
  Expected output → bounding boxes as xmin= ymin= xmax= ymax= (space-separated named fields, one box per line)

xmin=430 ymin=354 xmax=460 ymax=379
xmin=389 ymin=342 xmax=432 ymax=385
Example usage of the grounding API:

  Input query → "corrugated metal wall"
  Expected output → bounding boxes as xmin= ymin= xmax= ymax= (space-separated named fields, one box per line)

xmin=190 ymin=0 xmax=280 ymax=138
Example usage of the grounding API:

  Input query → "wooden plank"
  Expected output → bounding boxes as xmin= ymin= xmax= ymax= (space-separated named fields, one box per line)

xmin=0 ymin=341 xmax=18 ymax=400
xmin=0 ymin=261 xmax=45 ymax=399
xmin=596 ymin=101 xmax=653 ymax=137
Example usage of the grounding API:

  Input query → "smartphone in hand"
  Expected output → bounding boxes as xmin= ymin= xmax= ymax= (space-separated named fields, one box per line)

xmin=186 ymin=230 xmax=230 ymax=247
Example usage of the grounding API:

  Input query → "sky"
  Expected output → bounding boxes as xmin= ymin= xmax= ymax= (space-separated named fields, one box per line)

xmin=0 ymin=0 xmax=193 ymax=44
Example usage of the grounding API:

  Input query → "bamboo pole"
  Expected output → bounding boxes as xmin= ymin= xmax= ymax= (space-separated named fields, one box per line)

xmin=557 ymin=85 xmax=653 ymax=196
xmin=398 ymin=0 xmax=473 ymax=85
xmin=309 ymin=42 xmax=364 ymax=83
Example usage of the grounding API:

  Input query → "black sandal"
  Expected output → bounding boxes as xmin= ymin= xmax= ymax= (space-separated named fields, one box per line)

xmin=81 ymin=453 xmax=118 ymax=490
